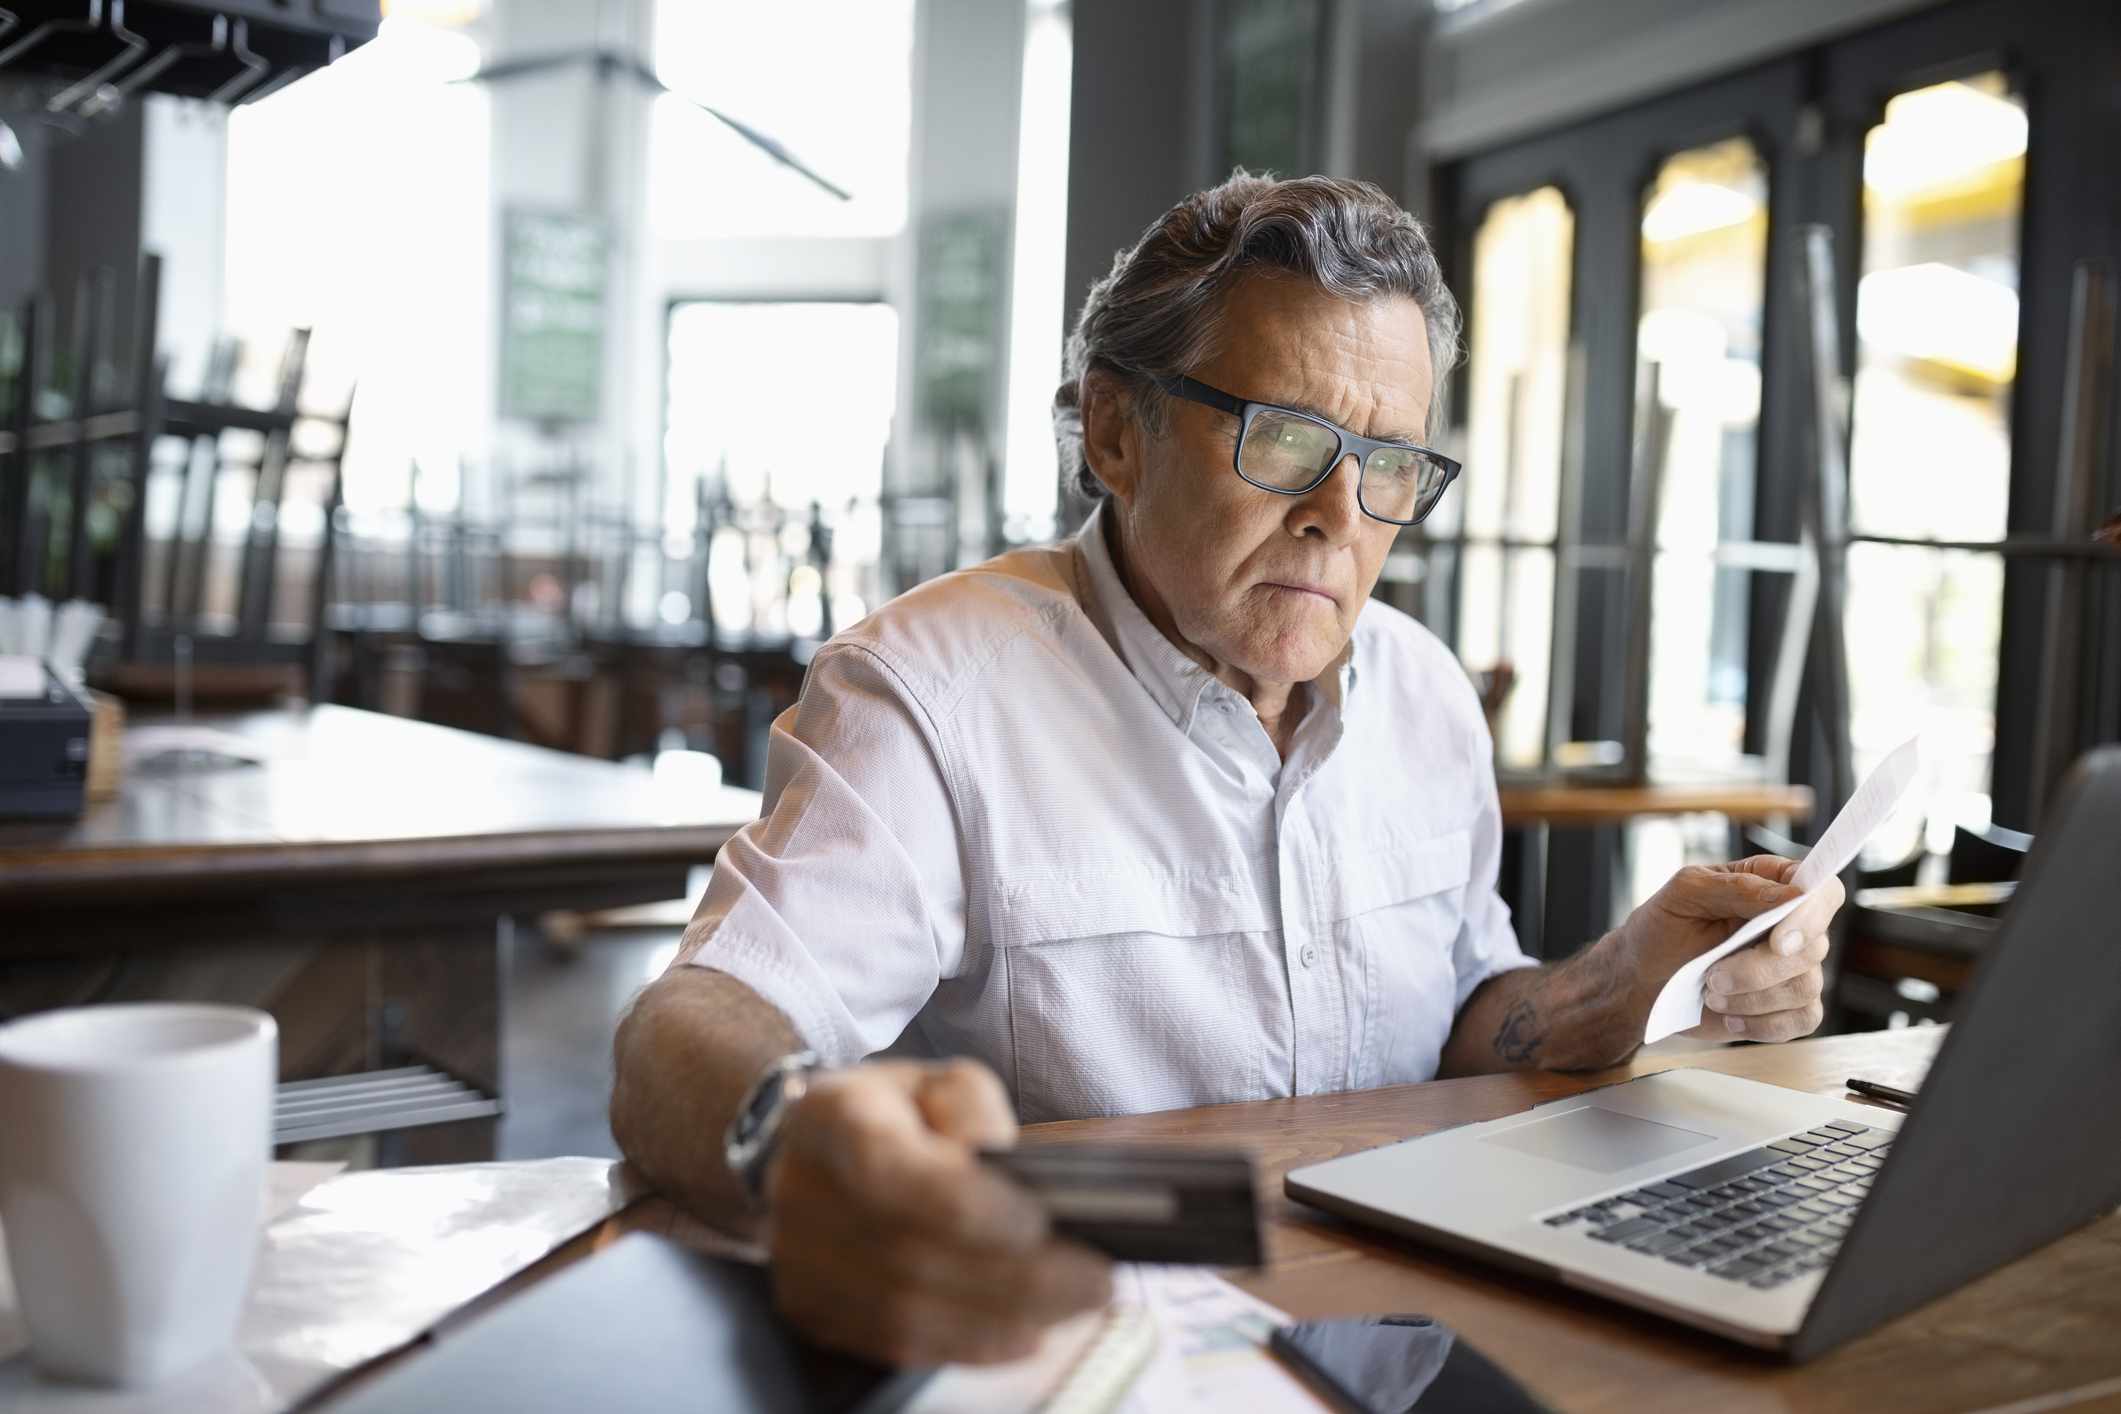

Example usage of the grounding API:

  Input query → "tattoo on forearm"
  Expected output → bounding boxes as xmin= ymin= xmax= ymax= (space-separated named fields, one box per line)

xmin=1494 ymin=998 xmax=1545 ymax=1065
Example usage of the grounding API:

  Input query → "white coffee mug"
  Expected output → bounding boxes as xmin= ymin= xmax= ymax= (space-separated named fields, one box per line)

xmin=0 ymin=1003 xmax=276 ymax=1386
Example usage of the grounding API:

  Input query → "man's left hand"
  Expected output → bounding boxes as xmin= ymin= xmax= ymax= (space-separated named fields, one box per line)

xmin=1620 ymin=856 xmax=1845 ymax=1043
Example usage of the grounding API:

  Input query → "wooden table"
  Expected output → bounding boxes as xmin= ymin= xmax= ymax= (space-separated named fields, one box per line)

xmin=0 ymin=705 xmax=762 ymax=1160
xmin=583 ymin=1028 xmax=2120 ymax=1414
xmin=1497 ymin=779 xmax=1813 ymax=828
xmin=0 ymin=705 xmax=761 ymax=918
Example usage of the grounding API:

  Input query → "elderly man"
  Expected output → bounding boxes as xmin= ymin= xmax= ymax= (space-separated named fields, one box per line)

xmin=611 ymin=173 xmax=1842 ymax=1368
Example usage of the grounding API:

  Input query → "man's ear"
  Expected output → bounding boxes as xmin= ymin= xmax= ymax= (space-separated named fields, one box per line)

xmin=1080 ymin=369 xmax=1144 ymax=507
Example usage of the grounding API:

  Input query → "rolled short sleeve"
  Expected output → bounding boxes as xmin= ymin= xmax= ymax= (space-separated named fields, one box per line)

xmin=1450 ymin=715 xmax=1539 ymax=1011
xmin=672 ymin=643 xmax=967 ymax=1065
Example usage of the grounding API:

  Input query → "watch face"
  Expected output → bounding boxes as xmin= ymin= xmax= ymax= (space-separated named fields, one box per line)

xmin=736 ymin=1069 xmax=785 ymax=1144
xmin=727 ymin=1052 xmax=818 ymax=1191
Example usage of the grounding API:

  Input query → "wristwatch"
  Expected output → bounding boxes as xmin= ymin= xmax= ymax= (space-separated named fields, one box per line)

xmin=724 ymin=1049 xmax=822 ymax=1204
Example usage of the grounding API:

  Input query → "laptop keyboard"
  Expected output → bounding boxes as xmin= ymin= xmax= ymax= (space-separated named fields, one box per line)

xmin=1541 ymin=1119 xmax=1891 ymax=1291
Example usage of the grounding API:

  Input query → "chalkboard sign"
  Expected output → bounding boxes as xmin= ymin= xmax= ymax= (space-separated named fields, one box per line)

xmin=915 ymin=209 xmax=1005 ymax=430
xmin=500 ymin=209 xmax=607 ymax=424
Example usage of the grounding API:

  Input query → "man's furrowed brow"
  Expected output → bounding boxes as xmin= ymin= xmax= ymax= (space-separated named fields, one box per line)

xmin=1268 ymin=393 xmax=1425 ymax=446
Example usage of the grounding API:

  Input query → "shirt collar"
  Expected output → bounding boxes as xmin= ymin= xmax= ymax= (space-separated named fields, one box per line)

xmin=1071 ymin=501 xmax=1361 ymax=736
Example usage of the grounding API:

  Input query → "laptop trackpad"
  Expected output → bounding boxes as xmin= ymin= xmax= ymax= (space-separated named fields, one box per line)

xmin=1478 ymin=1104 xmax=1715 ymax=1174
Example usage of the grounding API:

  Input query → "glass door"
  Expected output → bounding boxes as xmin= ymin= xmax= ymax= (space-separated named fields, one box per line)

xmin=1441 ymin=61 xmax=1806 ymax=953
xmin=1434 ymin=0 xmax=2121 ymax=958
xmin=1448 ymin=185 xmax=1574 ymax=772
xmin=1842 ymin=73 xmax=2025 ymax=859
xmin=1638 ymin=136 xmax=1773 ymax=774
xmin=1810 ymin=0 xmax=2121 ymax=834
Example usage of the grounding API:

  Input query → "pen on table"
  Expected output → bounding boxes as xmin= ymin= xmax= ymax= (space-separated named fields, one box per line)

xmin=1845 ymin=1077 xmax=1917 ymax=1108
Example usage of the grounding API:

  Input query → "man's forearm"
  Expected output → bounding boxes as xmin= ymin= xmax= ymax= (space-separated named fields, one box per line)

xmin=610 ymin=964 xmax=804 ymax=1238
xmin=1439 ymin=930 xmax=1649 ymax=1077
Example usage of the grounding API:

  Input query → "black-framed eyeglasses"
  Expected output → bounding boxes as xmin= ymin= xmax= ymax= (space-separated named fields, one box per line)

xmin=1153 ymin=374 xmax=1462 ymax=527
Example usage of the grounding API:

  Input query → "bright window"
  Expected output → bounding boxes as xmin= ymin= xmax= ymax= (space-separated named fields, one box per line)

xmin=662 ymin=301 xmax=899 ymax=632
xmin=1638 ymin=136 xmax=1768 ymax=771
xmin=650 ymin=0 xmax=914 ymax=239
xmin=1000 ymin=0 xmax=1072 ymax=540
xmin=223 ymin=18 xmax=489 ymax=516
xmin=1847 ymin=73 xmax=2025 ymax=852
xmin=1452 ymin=186 xmax=1573 ymax=769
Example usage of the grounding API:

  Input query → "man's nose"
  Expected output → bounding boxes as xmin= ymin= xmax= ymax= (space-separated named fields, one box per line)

xmin=1287 ymin=454 xmax=1365 ymax=542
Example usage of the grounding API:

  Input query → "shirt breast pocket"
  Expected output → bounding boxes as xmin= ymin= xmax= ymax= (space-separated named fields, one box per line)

xmin=989 ymin=869 xmax=1275 ymax=1123
xmin=1335 ymin=830 xmax=1472 ymax=1090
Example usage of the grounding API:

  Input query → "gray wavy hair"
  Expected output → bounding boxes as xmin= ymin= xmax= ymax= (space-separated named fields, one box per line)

xmin=1054 ymin=170 xmax=1462 ymax=505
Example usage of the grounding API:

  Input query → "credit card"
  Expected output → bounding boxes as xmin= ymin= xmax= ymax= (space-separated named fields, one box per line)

xmin=980 ymin=1145 xmax=1263 ymax=1267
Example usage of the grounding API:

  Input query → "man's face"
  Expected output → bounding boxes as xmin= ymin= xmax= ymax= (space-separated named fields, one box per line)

xmin=1101 ymin=275 xmax=1434 ymax=691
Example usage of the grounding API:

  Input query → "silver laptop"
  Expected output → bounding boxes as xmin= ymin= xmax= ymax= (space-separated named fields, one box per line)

xmin=1288 ymin=747 xmax=2121 ymax=1361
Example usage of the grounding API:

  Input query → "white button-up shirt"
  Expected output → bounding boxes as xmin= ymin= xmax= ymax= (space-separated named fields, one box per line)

xmin=676 ymin=505 xmax=1536 ymax=1122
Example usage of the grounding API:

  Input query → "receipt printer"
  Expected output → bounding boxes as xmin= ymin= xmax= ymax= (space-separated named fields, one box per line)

xmin=0 ymin=660 xmax=92 ymax=819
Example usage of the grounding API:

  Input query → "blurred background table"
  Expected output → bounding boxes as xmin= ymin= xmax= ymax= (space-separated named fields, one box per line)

xmin=1497 ymin=779 xmax=1813 ymax=828
xmin=0 ymin=705 xmax=761 ymax=1164
xmin=1496 ymin=776 xmax=1815 ymax=958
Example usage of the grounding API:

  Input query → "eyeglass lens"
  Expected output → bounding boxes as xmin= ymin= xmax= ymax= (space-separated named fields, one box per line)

xmin=1237 ymin=408 xmax=1448 ymax=524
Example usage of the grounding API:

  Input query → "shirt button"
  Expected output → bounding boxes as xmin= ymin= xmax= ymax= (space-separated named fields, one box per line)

xmin=1299 ymin=943 xmax=1319 ymax=969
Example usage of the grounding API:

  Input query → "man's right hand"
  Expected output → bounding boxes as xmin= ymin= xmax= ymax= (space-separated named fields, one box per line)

xmin=763 ymin=1057 xmax=1115 ymax=1367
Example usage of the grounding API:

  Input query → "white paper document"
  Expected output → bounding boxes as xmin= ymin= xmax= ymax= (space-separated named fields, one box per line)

xmin=0 ymin=655 xmax=41 ymax=700
xmin=908 ymin=1265 xmax=1328 ymax=1414
xmin=1642 ymin=737 xmax=1923 ymax=1044
xmin=1119 ymin=1266 xmax=1327 ymax=1412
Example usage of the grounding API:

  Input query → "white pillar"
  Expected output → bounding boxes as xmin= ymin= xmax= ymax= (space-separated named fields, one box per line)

xmin=892 ymin=0 xmax=1027 ymax=551
xmin=484 ymin=0 xmax=657 ymax=506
